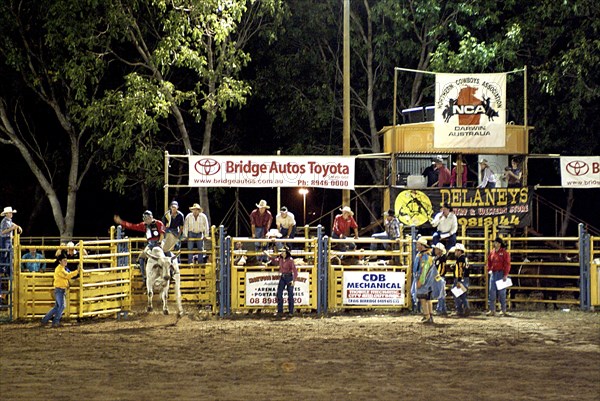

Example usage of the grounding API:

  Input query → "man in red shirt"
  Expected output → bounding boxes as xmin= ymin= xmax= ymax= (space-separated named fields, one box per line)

xmin=114 ymin=210 xmax=166 ymax=280
xmin=250 ymin=199 xmax=273 ymax=262
xmin=486 ymin=236 xmax=511 ymax=316
xmin=433 ymin=158 xmax=451 ymax=187
xmin=332 ymin=206 xmax=359 ymax=251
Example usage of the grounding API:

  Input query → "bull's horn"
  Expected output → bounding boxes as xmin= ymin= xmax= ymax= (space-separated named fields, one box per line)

xmin=171 ymin=251 xmax=181 ymax=261
xmin=145 ymin=248 xmax=159 ymax=260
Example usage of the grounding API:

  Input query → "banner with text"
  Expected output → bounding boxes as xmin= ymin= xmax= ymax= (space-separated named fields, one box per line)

xmin=560 ymin=156 xmax=600 ymax=188
xmin=435 ymin=73 xmax=507 ymax=148
xmin=188 ymin=156 xmax=355 ymax=189
xmin=245 ymin=272 xmax=310 ymax=307
xmin=393 ymin=187 xmax=532 ymax=228
xmin=343 ymin=271 xmax=406 ymax=306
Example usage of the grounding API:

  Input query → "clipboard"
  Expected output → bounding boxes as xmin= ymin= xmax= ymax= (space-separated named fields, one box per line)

xmin=495 ymin=277 xmax=513 ymax=290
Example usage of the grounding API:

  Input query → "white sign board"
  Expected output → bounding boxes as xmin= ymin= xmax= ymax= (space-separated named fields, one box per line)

xmin=435 ymin=73 xmax=507 ymax=148
xmin=245 ymin=272 xmax=310 ymax=307
xmin=560 ymin=156 xmax=600 ymax=188
xmin=343 ymin=271 xmax=405 ymax=306
xmin=188 ymin=156 xmax=355 ymax=189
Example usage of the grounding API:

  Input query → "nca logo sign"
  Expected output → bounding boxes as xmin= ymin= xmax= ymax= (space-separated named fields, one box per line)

xmin=565 ymin=160 xmax=599 ymax=176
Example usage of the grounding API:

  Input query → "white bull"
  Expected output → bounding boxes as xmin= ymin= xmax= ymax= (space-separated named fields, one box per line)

xmin=144 ymin=247 xmax=184 ymax=316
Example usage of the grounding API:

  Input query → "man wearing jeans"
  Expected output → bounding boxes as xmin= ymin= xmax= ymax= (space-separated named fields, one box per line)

xmin=487 ymin=236 xmax=511 ymax=316
xmin=183 ymin=203 xmax=209 ymax=264
xmin=41 ymin=254 xmax=80 ymax=328
xmin=250 ymin=200 xmax=273 ymax=262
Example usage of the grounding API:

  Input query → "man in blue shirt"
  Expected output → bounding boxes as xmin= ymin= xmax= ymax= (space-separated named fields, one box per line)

xmin=21 ymin=246 xmax=46 ymax=272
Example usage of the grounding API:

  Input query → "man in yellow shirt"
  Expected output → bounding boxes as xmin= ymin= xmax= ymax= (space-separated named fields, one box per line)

xmin=41 ymin=254 xmax=80 ymax=328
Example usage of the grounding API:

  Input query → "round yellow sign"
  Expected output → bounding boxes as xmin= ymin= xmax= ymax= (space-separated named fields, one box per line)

xmin=394 ymin=190 xmax=433 ymax=226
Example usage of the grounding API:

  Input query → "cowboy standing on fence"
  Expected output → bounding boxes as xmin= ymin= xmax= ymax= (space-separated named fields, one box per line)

xmin=183 ymin=203 xmax=209 ymax=264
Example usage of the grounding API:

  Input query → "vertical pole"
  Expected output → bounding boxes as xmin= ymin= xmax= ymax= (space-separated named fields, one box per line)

xmin=579 ymin=223 xmax=590 ymax=311
xmin=342 ymin=0 xmax=351 ymax=207
xmin=523 ymin=66 xmax=529 ymax=185
xmin=393 ymin=68 xmax=398 ymax=126
xmin=164 ymin=151 xmax=169 ymax=213
xmin=277 ymin=150 xmax=281 ymax=211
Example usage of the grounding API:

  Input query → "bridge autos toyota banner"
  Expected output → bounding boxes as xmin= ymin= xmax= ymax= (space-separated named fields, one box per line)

xmin=434 ymin=73 xmax=507 ymax=148
xmin=560 ymin=156 xmax=600 ymax=188
xmin=343 ymin=271 xmax=406 ymax=306
xmin=189 ymin=156 xmax=355 ymax=189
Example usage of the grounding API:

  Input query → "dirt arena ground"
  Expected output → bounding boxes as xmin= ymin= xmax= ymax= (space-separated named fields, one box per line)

xmin=1 ymin=307 xmax=599 ymax=401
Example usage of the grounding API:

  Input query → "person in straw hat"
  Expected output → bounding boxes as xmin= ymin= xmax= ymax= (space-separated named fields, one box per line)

xmin=478 ymin=159 xmax=497 ymax=189
xmin=183 ymin=203 xmax=209 ymax=265
xmin=1 ymin=206 xmax=22 ymax=275
xmin=413 ymin=236 xmax=436 ymax=324
xmin=450 ymin=243 xmax=470 ymax=317
xmin=332 ymin=206 xmax=359 ymax=252
xmin=250 ymin=200 xmax=273 ymax=261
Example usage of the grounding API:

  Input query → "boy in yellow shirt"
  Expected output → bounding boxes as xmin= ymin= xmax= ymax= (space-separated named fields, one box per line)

xmin=41 ymin=254 xmax=80 ymax=328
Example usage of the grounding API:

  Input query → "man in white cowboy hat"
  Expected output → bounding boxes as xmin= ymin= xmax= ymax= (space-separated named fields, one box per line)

xmin=478 ymin=158 xmax=497 ymax=188
xmin=162 ymin=200 xmax=185 ymax=252
xmin=183 ymin=203 xmax=209 ymax=265
xmin=250 ymin=200 xmax=273 ymax=261
xmin=1 ymin=206 xmax=22 ymax=275
xmin=332 ymin=206 xmax=359 ymax=252
xmin=431 ymin=202 xmax=458 ymax=249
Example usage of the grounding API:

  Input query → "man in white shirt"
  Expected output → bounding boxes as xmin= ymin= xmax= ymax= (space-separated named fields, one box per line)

xmin=276 ymin=206 xmax=296 ymax=248
xmin=183 ymin=203 xmax=209 ymax=264
xmin=430 ymin=202 xmax=458 ymax=249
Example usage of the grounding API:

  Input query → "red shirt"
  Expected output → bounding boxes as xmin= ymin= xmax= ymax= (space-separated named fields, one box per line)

xmin=487 ymin=247 xmax=511 ymax=276
xmin=271 ymin=256 xmax=298 ymax=280
xmin=250 ymin=209 xmax=273 ymax=233
xmin=450 ymin=166 xmax=468 ymax=187
xmin=437 ymin=166 xmax=451 ymax=187
xmin=120 ymin=219 xmax=165 ymax=242
xmin=333 ymin=214 xmax=358 ymax=237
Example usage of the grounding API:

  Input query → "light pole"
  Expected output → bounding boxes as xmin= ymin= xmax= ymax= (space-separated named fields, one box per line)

xmin=299 ymin=188 xmax=308 ymax=226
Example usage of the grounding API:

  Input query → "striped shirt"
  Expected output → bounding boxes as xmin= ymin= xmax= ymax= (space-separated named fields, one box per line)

xmin=183 ymin=212 xmax=209 ymax=237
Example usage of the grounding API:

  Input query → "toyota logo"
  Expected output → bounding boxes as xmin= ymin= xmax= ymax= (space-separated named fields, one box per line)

xmin=195 ymin=158 xmax=221 ymax=175
xmin=565 ymin=160 xmax=589 ymax=176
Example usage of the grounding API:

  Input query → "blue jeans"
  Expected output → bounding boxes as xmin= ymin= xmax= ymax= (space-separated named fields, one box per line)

xmin=276 ymin=225 xmax=296 ymax=249
xmin=432 ymin=232 xmax=456 ymax=249
xmin=489 ymin=271 xmax=507 ymax=312
xmin=454 ymin=278 xmax=470 ymax=314
xmin=277 ymin=273 xmax=295 ymax=314
xmin=186 ymin=232 xmax=205 ymax=264
xmin=254 ymin=227 xmax=268 ymax=262
xmin=0 ymin=236 xmax=12 ymax=275
xmin=436 ymin=297 xmax=447 ymax=313
xmin=42 ymin=288 xmax=66 ymax=326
